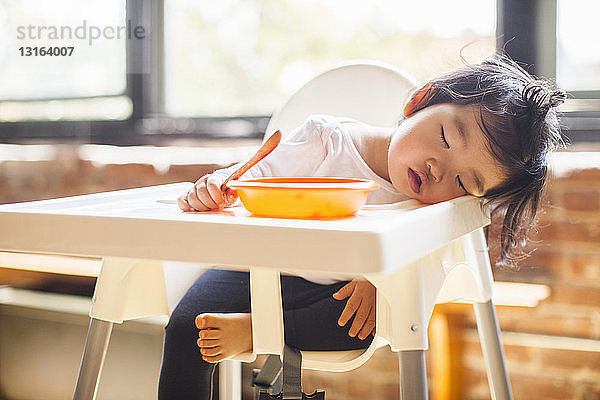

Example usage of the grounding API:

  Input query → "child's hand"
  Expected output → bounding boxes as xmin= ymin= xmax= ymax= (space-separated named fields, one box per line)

xmin=333 ymin=278 xmax=376 ymax=340
xmin=177 ymin=173 xmax=238 ymax=212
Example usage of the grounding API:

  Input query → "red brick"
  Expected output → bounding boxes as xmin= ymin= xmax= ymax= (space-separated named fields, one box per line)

xmin=167 ymin=164 xmax=220 ymax=181
xmin=104 ymin=163 xmax=157 ymax=187
xmin=462 ymin=365 xmax=488 ymax=388
xmin=581 ymin=382 xmax=600 ymax=399
xmin=543 ymin=221 xmax=600 ymax=244
xmin=462 ymin=340 xmax=484 ymax=356
xmin=563 ymin=190 xmax=600 ymax=211
xmin=463 ymin=306 xmax=593 ymax=338
xmin=539 ymin=348 xmax=600 ymax=371
xmin=549 ymin=283 xmax=600 ymax=307
xmin=503 ymin=344 xmax=534 ymax=364
xmin=539 ymin=184 xmax=556 ymax=206
xmin=505 ymin=247 xmax=600 ymax=282
xmin=569 ymin=252 xmax=600 ymax=280
xmin=463 ymin=339 xmax=532 ymax=368
xmin=463 ymin=348 xmax=577 ymax=399
xmin=494 ymin=308 xmax=595 ymax=338
xmin=519 ymin=246 xmax=563 ymax=267
xmin=563 ymin=168 xmax=600 ymax=183
xmin=509 ymin=374 xmax=574 ymax=400
xmin=528 ymin=222 xmax=556 ymax=242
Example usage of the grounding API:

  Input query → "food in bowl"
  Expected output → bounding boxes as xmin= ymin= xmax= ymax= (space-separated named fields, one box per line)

xmin=226 ymin=177 xmax=379 ymax=219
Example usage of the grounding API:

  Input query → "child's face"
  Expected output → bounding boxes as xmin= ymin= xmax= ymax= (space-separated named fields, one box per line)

xmin=388 ymin=103 xmax=506 ymax=204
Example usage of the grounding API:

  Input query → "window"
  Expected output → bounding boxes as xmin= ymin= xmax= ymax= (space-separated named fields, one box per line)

xmin=164 ymin=0 xmax=496 ymax=118
xmin=497 ymin=0 xmax=599 ymax=142
xmin=0 ymin=0 xmax=131 ymax=122
xmin=3 ymin=0 xmax=594 ymax=143
xmin=556 ymin=0 xmax=600 ymax=91
xmin=552 ymin=0 xmax=599 ymax=141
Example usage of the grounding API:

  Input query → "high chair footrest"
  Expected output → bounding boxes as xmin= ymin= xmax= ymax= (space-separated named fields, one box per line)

xmin=258 ymin=390 xmax=325 ymax=400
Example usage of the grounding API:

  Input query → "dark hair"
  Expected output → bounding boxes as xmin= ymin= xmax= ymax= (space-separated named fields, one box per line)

xmin=409 ymin=54 xmax=567 ymax=266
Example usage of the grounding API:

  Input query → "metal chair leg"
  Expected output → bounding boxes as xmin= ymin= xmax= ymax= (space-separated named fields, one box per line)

xmin=219 ymin=360 xmax=242 ymax=400
xmin=398 ymin=350 xmax=428 ymax=400
xmin=72 ymin=318 xmax=113 ymax=400
xmin=473 ymin=300 xmax=513 ymax=400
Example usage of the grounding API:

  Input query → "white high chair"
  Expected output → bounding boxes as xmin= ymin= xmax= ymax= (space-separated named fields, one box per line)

xmin=211 ymin=61 xmax=513 ymax=400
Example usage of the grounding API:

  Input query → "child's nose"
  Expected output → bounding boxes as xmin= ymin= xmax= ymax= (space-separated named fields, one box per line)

xmin=426 ymin=160 xmax=441 ymax=183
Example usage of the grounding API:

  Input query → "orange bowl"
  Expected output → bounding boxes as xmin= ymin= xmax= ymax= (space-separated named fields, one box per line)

xmin=227 ymin=177 xmax=379 ymax=219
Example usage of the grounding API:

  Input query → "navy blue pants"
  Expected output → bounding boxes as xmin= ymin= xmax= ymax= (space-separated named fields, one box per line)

xmin=158 ymin=269 xmax=373 ymax=399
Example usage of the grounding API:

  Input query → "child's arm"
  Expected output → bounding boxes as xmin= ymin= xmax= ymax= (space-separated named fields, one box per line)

xmin=178 ymin=116 xmax=331 ymax=212
xmin=333 ymin=279 xmax=376 ymax=340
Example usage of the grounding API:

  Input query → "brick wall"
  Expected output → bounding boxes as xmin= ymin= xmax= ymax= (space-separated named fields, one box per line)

xmin=469 ymin=162 xmax=600 ymax=400
xmin=1 ymin=145 xmax=599 ymax=399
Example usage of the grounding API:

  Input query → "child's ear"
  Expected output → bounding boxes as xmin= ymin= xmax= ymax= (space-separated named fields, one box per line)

xmin=403 ymin=83 xmax=435 ymax=118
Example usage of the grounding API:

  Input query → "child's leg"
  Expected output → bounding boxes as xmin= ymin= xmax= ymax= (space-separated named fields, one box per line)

xmin=158 ymin=269 xmax=251 ymax=400
xmin=159 ymin=272 xmax=372 ymax=399
xmin=194 ymin=275 xmax=372 ymax=364
xmin=280 ymin=275 xmax=375 ymax=351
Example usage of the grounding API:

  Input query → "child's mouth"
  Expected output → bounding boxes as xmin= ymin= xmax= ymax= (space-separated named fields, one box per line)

xmin=408 ymin=168 xmax=422 ymax=194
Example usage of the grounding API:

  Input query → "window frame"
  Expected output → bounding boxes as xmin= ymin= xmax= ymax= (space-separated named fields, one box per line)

xmin=0 ymin=0 xmax=268 ymax=144
xmin=498 ymin=0 xmax=600 ymax=143
xmin=0 ymin=0 xmax=597 ymax=144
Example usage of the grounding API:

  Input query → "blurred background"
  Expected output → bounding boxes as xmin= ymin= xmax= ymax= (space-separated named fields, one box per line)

xmin=0 ymin=0 xmax=599 ymax=399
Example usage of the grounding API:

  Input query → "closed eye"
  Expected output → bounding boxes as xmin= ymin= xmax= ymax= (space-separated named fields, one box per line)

xmin=440 ymin=126 xmax=449 ymax=148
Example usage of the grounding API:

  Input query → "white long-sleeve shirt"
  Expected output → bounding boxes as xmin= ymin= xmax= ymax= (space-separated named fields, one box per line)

xmin=214 ymin=115 xmax=410 ymax=284
xmin=217 ymin=115 xmax=409 ymax=204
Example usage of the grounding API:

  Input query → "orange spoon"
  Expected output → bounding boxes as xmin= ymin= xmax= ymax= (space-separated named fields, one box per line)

xmin=221 ymin=130 xmax=282 ymax=202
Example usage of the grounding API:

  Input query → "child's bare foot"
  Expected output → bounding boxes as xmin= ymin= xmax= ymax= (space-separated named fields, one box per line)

xmin=195 ymin=313 xmax=253 ymax=363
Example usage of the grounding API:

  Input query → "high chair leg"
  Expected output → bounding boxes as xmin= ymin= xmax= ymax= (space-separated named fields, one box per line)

xmin=398 ymin=350 xmax=428 ymax=400
xmin=219 ymin=360 xmax=242 ymax=400
xmin=474 ymin=300 xmax=513 ymax=400
xmin=73 ymin=318 xmax=113 ymax=400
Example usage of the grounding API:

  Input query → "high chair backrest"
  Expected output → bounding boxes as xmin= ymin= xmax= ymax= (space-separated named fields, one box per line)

xmin=264 ymin=60 xmax=419 ymax=140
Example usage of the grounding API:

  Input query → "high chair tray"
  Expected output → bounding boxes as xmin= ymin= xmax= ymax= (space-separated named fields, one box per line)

xmin=0 ymin=183 xmax=488 ymax=277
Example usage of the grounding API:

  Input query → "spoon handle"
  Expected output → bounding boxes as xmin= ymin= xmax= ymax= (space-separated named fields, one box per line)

xmin=220 ymin=130 xmax=282 ymax=191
